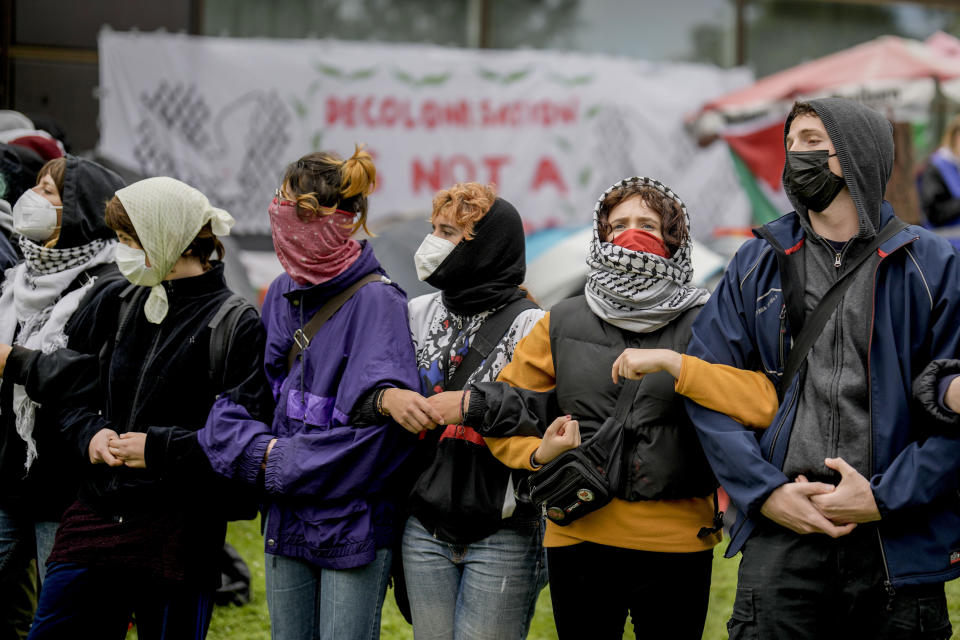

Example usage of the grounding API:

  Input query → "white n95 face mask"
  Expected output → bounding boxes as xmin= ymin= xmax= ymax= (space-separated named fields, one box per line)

xmin=115 ymin=242 xmax=156 ymax=285
xmin=12 ymin=189 xmax=61 ymax=242
xmin=414 ymin=233 xmax=457 ymax=281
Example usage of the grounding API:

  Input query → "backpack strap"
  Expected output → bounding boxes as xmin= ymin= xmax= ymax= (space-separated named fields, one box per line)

xmin=444 ymin=296 xmax=538 ymax=392
xmin=115 ymin=283 xmax=146 ymax=346
xmin=208 ymin=294 xmax=258 ymax=390
xmin=286 ymin=273 xmax=387 ymax=371
xmin=776 ymin=216 xmax=908 ymax=399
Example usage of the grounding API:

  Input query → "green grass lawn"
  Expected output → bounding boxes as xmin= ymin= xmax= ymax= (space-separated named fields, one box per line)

xmin=143 ymin=518 xmax=960 ymax=640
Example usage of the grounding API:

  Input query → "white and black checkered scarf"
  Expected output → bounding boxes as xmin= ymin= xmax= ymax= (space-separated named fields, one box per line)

xmin=0 ymin=236 xmax=116 ymax=469
xmin=584 ymin=177 xmax=709 ymax=333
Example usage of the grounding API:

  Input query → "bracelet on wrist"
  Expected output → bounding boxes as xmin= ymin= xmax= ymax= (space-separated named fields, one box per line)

xmin=376 ymin=388 xmax=391 ymax=417
xmin=530 ymin=449 xmax=544 ymax=470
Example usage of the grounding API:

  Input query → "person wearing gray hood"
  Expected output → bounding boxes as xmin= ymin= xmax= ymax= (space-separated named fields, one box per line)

xmin=687 ymin=98 xmax=960 ymax=639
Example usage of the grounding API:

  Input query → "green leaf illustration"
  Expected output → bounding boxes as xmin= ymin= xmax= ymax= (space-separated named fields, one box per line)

xmin=476 ymin=68 xmax=501 ymax=82
xmin=579 ymin=167 xmax=592 ymax=187
xmin=348 ymin=68 xmax=376 ymax=80
xmin=502 ymin=69 xmax=531 ymax=84
xmin=313 ymin=63 xmax=343 ymax=78
xmin=291 ymin=98 xmax=308 ymax=119
xmin=555 ymin=136 xmax=572 ymax=152
xmin=307 ymin=80 xmax=322 ymax=97
xmin=420 ymin=73 xmax=451 ymax=86
xmin=311 ymin=130 xmax=324 ymax=150
xmin=584 ymin=104 xmax=602 ymax=119
xmin=394 ymin=69 xmax=451 ymax=87
xmin=549 ymin=72 xmax=594 ymax=86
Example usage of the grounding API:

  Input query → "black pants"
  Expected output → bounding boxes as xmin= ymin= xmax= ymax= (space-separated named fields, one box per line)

xmin=729 ymin=524 xmax=951 ymax=640
xmin=546 ymin=542 xmax=713 ymax=640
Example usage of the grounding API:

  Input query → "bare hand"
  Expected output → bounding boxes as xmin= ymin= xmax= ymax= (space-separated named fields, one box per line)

xmin=760 ymin=481 xmax=856 ymax=537
xmin=89 ymin=428 xmax=123 ymax=466
xmin=108 ymin=432 xmax=147 ymax=468
xmin=382 ymin=388 xmax=444 ymax=434
xmin=946 ymin=377 xmax=960 ymax=414
xmin=809 ymin=457 xmax=881 ymax=525
xmin=0 ymin=343 xmax=11 ymax=378
xmin=611 ymin=348 xmax=682 ymax=384
xmin=534 ymin=416 xmax=580 ymax=465
xmin=425 ymin=391 xmax=468 ymax=427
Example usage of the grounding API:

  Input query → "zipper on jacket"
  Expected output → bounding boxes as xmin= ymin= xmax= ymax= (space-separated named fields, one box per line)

xmin=876 ymin=528 xmax=896 ymax=610
xmin=768 ymin=377 xmax=801 ymax=462
xmin=834 ymin=252 xmax=842 ymax=269
xmin=778 ymin=305 xmax=787 ymax=371
xmin=127 ymin=326 xmax=164 ymax=432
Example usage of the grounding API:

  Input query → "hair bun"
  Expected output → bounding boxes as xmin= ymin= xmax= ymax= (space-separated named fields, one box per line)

xmin=340 ymin=143 xmax=377 ymax=199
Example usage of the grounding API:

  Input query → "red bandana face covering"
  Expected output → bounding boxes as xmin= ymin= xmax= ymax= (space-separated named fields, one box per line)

xmin=610 ymin=228 xmax=671 ymax=258
xmin=268 ymin=197 xmax=361 ymax=285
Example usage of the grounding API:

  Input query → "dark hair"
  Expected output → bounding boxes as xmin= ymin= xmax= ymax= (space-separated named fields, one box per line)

xmin=597 ymin=184 xmax=688 ymax=256
xmin=104 ymin=195 xmax=225 ymax=270
xmin=281 ymin=144 xmax=376 ymax=235
xmin=787 ymin=101 xmax=819 ymax=127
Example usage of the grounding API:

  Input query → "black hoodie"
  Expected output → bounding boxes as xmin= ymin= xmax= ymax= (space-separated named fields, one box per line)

xmin=0 ymin=155 xmax=125 ymax=520
xmin=779 ymin=98 xmax=897 ymax=482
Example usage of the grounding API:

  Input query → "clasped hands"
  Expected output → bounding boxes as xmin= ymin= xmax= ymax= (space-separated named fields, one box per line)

xmin=761 ymin=457 xmax=881 ymax=538
xmin=88 ymin=428 xmax=146 ymax=468
xmin=384 ymin=389 xmax=580 ymax=465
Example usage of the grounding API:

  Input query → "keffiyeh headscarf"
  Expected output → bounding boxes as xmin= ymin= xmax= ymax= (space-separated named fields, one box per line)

xmin=584 ymin=176 xmax=709 ymax=333
xmin=0 ymin=236 xmax=116 ymax=468
xmin=116 ymin=177 xmax=234 ymax=323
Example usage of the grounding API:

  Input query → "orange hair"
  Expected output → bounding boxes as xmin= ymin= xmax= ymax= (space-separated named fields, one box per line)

xmin=430 ymin=183 xmax=497 ymax=241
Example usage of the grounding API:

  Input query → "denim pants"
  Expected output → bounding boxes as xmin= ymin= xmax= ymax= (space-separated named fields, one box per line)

xmin=264 ymin=547 xmax=392 ymax=640
xmin=0 ymin=506 xmax=59 ymax=638
xmin=728 ymin=524 xmax=952 ymax=640
xmin=546 ymin=541 xmax=713 ymax=640
xmin=402 ymin=516 xmax=544 ymax=640
xmin=27 ymin=561 xmax=214 ymax=640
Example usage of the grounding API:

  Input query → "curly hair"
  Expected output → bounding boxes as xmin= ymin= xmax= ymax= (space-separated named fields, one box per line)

xmin=597 ymin=184 xmax=688 ymax=256
xmin=430 ymin=182 xmax=497 ymax=241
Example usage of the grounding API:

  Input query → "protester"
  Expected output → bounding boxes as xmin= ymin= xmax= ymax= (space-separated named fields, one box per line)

xmin=428 ymin=176 xmax=778 ymax=639
xmin=918 ymin=113 xmax=960 ymax=249
xmin=386 ymin=182 xmax=546 ymax=639
xmin=0 ymin=156 xmax=125 ymax=636
xmin=687 ymin=98 xmax=960 ymax=639
xmin=6 ymin=176 xmax=263 ymax=639
xmin=198 ymin=146 xmax=421 ymax=640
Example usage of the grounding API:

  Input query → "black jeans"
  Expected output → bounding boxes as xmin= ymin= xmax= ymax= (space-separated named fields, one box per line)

xmin=729 ymin=524 xmax=951 ymax=640
xmin=546 ymin=542 xmax=713 ymax=640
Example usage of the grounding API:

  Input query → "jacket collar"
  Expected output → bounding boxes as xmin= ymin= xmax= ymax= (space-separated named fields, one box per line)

xmin=754 ymin=201 xmax=915 ymax=256
xmin=160 ymin=261 xmax=227 ymax=299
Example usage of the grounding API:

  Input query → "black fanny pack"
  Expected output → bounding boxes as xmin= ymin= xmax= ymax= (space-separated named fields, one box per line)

xmin=526 ymin=379 xmax=638 ymax=526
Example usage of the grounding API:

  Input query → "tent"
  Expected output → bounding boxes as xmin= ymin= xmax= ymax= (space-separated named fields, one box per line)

xmin=690 ymin=34 xmax=960 ymax=226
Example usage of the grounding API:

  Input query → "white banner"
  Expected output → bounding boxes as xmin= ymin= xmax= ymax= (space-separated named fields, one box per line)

xmin=98 ymin=30 xmax=753 ymax=237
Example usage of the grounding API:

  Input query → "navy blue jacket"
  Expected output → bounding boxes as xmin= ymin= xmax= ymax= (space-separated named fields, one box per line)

xmin=687 ymin=202 xmax=960 ymax=588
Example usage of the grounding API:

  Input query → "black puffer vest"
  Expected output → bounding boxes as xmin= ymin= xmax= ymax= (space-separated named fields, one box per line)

xmin=549 ymin=296 xmax=715 ymax=501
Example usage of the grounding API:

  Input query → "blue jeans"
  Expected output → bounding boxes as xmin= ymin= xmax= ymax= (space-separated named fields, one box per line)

xmin=264 ymin=547 xmax=392 ymax=640
xmin=402 ymin=516 xmax=544 ymax=640
xmin=0 ymin=507 xmax=59 ymax=582
xmin=28 ymin=561 xmax=214 ymax=640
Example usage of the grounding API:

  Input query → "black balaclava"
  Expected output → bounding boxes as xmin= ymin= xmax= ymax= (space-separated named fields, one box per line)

xmin=426 ymin=197 xmax=528 ymax=315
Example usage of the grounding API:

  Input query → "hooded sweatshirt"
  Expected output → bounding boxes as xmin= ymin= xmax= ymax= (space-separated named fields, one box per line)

xmin=778 ymin=98 xmax=896 ymax=482
xmin=0 ymin=155 xmax=125 ymax=520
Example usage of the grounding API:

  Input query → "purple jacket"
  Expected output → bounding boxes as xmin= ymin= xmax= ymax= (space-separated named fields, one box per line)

xmin=199 ymin=242 xmax=419 ymax=569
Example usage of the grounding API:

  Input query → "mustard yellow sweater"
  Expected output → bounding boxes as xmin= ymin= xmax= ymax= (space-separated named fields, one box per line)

xmin=485 ymin=312 xmax=778 ymax=552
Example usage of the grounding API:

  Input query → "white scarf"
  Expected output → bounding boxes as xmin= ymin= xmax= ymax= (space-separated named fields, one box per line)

xmin=115 ymin=177 xmax=234 ymax=324
xmin=0 ymin=236 xmax=116 ymax=469
xmin=584 ymin=177 xmax=710 ymax=333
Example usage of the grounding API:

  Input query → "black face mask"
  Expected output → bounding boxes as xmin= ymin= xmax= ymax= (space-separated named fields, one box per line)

xmin=783 ymin=150 xmax=845 ymax=213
